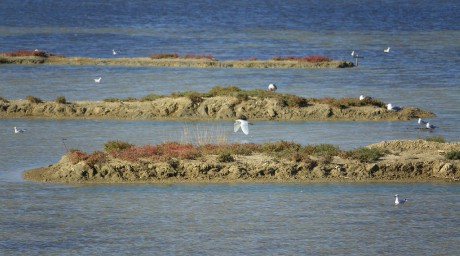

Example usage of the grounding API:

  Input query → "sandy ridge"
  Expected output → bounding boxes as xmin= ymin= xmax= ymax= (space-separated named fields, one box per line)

xmin=0 ymin=97 xmax=434 ymax=121
xmin=0 ymin=56 xmax=354 ymax=68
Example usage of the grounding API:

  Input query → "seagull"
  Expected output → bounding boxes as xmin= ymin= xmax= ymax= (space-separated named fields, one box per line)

xmin=14 ymin=126 xmax=26 ymax=133
xmin=112 ymin=49 xmax=118 ymax=55
xmin=351 ymin=50 xmax=356 ymax=57
xmin=394 ymin=194 xmax=407 ymax=205
xmin=387 ymin=103 xmax=402 ymax=111
xmin=426 ymin=122 xmax=436 ymax=129
xmin=418 ymin=118 xmax=427 ymax=126
xmin=94 ymin=77 xmax=102 ymax=83
xmin=384 ymin=47 xmax=391 ymax=53
xmin=268 ymin=83 xmax=277 ymax=92
xmin=359 ymin=95 xmax=372 ymax=101
xmin=234 ymin=115 xmax=249 ymax=135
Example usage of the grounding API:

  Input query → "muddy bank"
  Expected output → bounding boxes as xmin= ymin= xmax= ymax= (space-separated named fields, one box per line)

xmin=0 ymin=56 xmax=354 ymax=68
xmin=23 ymin=140 xmax=460 ymax=183
xmin=0 ymin=97 xmax=434 ymax=121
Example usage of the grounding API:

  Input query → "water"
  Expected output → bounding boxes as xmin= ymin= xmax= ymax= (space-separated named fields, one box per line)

xmin=1 ymin=0 xmax=460 ymax=255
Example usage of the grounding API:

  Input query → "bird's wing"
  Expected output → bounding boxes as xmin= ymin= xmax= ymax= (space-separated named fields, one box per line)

xmin=240 ymin=120 xmax=249 ymax=135
xmin=234 ymin=120 xmax=241 ymax=132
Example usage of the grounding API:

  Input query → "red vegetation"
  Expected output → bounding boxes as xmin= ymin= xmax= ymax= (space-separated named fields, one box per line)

xmin=0 ymin=49 xmax=63 ymax=58
xmin=108 ymin=142 xmax=201 ymax=162
xmin=271 ymin=55 xmax=332 ymax=62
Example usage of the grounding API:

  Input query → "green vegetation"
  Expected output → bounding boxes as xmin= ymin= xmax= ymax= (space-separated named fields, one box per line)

xmin=54 ymin=96 xmax=67 ymax=104
xmin=25 ymin=95 xmax=43 ymax=104
xmin=67 ymin=140 xmax=392 ymax=166
xmin=342 ymin=147 xmax=386 ymax=162
xmin=99 ymin=86 xmax=387 ymax=109
xmin=104 ymin=140 xmax=133 ymax=152
xmin=445 ymin=151 xmax=460 ymax=160
xmin=424 ymin=135 xmax=446 ymax=143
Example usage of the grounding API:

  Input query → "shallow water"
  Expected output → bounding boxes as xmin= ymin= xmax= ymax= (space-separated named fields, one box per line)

xmin=1 ymin=0 xmax=460 ymax=255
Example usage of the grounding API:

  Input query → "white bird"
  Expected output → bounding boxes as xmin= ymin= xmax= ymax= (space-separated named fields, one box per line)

xmin=359 ymin=95 xmax=372 ymax=101
xmin=94 ymin=77 xmax=102 ymax=83
xmin=351 ymin=50 xmax=355 ymax=57
xmin=268 ymin=83 xmax=277 ymax=92
xmin=112 ymin=49 xmax=118 ymax=55
xmin=426 ymin=122 xmax=436 ymax=129
xmin=14 ymin=126 xmax=26 ymax=133
xmin=418 ymin=118 xmax=427 ymax=126
xmin=394 ymin=194 xmax=407 ymax=205
xmin=387 ymin=103 xmax=402 ymax=111
xmin=384 ymin=47 xmax=391 ymax=53
xmin=234 ymin=115 xmax=249 ymax=135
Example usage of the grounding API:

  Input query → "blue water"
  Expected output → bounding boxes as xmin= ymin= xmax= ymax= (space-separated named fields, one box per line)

xmin=1 ymin=0 xmax=460 ymax=255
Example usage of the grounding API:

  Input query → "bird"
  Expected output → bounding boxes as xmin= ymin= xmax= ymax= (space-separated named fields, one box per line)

xmin=384 ymin=47 xmax=391 ymax=53
xmin=359 ymin=95 xmax=372 ymax=101
xmin=112 ymin=49 xmax=118 ymax=55
xmin=14 ymin=126 xmax=26 ymax=133
xmin=94 ymin=77 xmax=102 ymax=83
xmin=394 ymin=194 xmax=407 ymax=205
xmin=234 ymin=115 xmax=249 ymax=135
xmin=267 ymin=83 xmax=277 ymax=92
xmin=418 ymin=118 xmax=427 ymax=127
xmin=387 ymin=103 xmax=402 ymax=111
xmin=351 ymin=50 xmax=356 ymax=57
xmin=426 ymin=122 xmax=436 ymax=129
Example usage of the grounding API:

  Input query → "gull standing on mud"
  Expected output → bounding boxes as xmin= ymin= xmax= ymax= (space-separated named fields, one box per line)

xmin=234 ymin=115 xmax=249 ymax=135
xmin=267 ymin=83 xmax=277 ymax=92
xmin=94 ymin=77 xmax=102 ymax=83
xmin=394 ymin=194 xmax=407 ymax=205
xmin=359 ymin=95 xmax=372 ymax=101
xmin=387 ymin=103 xmax=402 ymax=111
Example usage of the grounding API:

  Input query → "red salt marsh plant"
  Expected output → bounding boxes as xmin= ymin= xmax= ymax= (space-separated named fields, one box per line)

xmin=183 ymin=54 xmax=217 ymax=60
xmin=107 ymin=142 xmax=201 ymax=162
xmin=313 ymin=97 xmax=385 ymax=109
xmin=0 ymin=49 xmax=63 ymax=58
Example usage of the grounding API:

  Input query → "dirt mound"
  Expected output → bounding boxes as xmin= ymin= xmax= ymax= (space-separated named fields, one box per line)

xmin=0 ymin=97 xmax=434 ymax=121
xmin=23 ymin=140 xmax=460 ymax=184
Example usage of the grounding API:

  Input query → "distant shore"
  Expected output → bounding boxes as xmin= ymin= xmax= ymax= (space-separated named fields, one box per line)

xmin=23 ymin=140 xmax=460 ymax=184
xmin=0 ymin=55 xmax=354 ymax=68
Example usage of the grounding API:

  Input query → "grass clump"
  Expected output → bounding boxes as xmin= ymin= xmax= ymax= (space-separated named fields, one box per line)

xmin=0 ymin=96 xmax=9 ymax=103
xmin=424 ymin=135 xmax=446 ymax=143
xmin=54 ymin=96 xmax=67 ymax=104
xmin=312 ymin=97 xmax=385 ymax=109
xmin=445 ymin=151 xmax=460 ymax=160
xmin=140 ymin=94 xmax=163 ymax=101
xmin=104 ymin=140 xmax=133 ymax=152
xmin=343 ymin=147 xmax=386 ymax=162
xmin=149 ymin=53 xmax=179 ymax=59
xmin=25 ymin=95 xmax=43 ymax=104
xmin=271 ymin=55 xmax=332 ymax=62
xmin=218 ymin=152 xmax=235 ymax=162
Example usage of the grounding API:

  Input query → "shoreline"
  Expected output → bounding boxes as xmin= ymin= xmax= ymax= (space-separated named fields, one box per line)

xmin=0 ymin=56 xmax=354 ymax=69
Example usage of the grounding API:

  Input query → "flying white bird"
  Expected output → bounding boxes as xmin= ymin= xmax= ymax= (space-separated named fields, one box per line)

xmin=359 ymin=95 xmax=372 ymax=101
xmin=94 ymin=77 xmax=102 ymax=83
xmin=268 ymin=83 xmax=277 ymax=92
xmin=384 ymin=47 xmax=391 ymax=53
xmin=112 ymin=49 xmax=118 ymax=55
xmin=14 ymin=126 xmax=26 ymax=133
xmin=234 ymin=116 xmax=249 ymax=135
xmin=426 ymin=122 xmax=436 ymax=129
xmin=394 ymin=194 xmax=407 ymax=205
